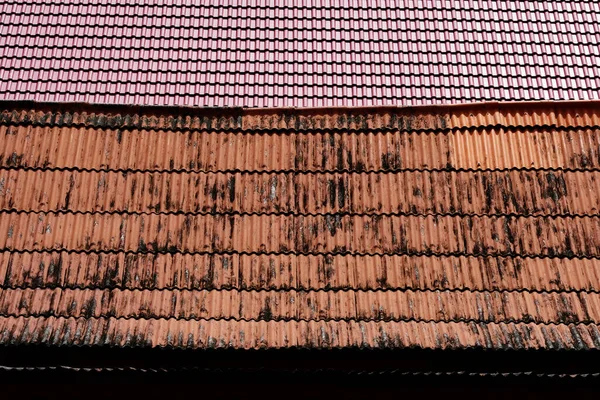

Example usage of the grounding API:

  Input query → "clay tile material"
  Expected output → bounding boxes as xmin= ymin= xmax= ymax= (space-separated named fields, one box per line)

xmin=1 ymin=100 xmax=600 ymax=352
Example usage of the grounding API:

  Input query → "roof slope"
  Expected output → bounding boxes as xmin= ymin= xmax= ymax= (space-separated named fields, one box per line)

xmin=0 ymin=100 xmax=600 ymax=350
xmin=0 ymin=0 xmax=598 ymax=107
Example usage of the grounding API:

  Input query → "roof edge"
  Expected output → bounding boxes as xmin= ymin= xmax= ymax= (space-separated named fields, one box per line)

xmin=1 ymin=99 xmax=600 ymax=115
xmin=1 ymin=99 xmax=599 ymax=132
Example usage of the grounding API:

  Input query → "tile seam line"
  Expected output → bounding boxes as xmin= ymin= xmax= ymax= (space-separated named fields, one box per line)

xmin=4 ymin=38 xmax=597 ymax=45
xmin=5 ymin=97 xmax=594 ymax=105
xmin=2 ymin=18 xmax=596 ymax=25
xmin=2 ymin=98 xmax=599 ymax=116
xmin=4 ymin=95 xmax=596 ymax=105
xmin=2 ymin=22 xmax=593 ymax=30
xmin=2 ymin=121 xmax=598 ymax=132
xmin=0 ymin=286 xmax=595 ymax=295
xmin=3 ymin=7 xmax=596 ymax=15
xmin=0 ymin=249 xmax=587 ymax=259
xmin=3 ymin=62 xmax=596 ymax=70
xmin=6 ymin=71 xmax=590 ymax=80
xmin=2 ymin=210 xmax=599 ymax=219
xmin=5 ymin=47 xmax=597 ymax=55
xmin=0 ymin=2 xmax=593 ymax=10
xmin=0 ymin=312 xmax=595 ymax=325
xmin=2 ymin=249 xmax=598 ymax=260
xmin=3 ymin=167 xmax=600 ymax=174
xmin=5 ymin=83 xmax=599 ymax=92
xmin=2 ymin=121 xmax=599 ymax=136
xmin=0 ymin=313 xmax=596 ymax=326
xmin=2 ymin=94 xmax=597 ymax=105
xmin=5 ymin=80 xmax=598 ymax=90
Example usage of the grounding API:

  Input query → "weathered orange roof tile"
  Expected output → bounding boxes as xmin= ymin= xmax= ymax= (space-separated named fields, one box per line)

xmin=0 ymin=100 xmax=600 ymax=351
xmin=2 ymin=170 xmax=600 ymax=216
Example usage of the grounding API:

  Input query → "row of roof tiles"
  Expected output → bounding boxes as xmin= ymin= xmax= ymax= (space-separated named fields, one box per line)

xmin=1 ymin=252 xmax=598 ymax=292
xmin=3 ymin=31 xmax=595 ymax=46
xmin=1 ymin=287 xmax=598 ymax=324
xmin=3 ymin=18 xmax=596 ymax=32
xmin=3 ymin=58 xmax=596 ymax=74
xmin=0 ymin=170 xmax=598 ymax=216
xmin=2 ymin=125 xmax=599 ymax=171
xmin=3 ymin=60 xmax=595 ymax=78
xmin=1 ymin=317 xmax=598 ymax=350
xmin=4 ymin=73 xmax=597 ymax=91
xmin=0 ymin=0 xmax=593 ymax=11
xmin=1 ymin=101 xmax=598 ymax=130
xmin=2 ymin=2 xmax=597 ymax=18
xmin=2 ymin=213 xmax=600 ymax=257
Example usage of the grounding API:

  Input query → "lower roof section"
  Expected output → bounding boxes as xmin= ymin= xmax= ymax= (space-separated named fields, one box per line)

xmin=1 ymin=100 xmax=600 ymax=355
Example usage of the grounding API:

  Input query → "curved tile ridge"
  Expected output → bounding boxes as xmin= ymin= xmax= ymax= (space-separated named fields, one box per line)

xmin=1 ymin=252 xmax=599 ymax=293
xmin=0 ymin=316 xmax=598 ymax=350
xmin=0 ymin=100 xmax=599 ymax=132
xmin=0 ymin=287 xmax=598 ymax=324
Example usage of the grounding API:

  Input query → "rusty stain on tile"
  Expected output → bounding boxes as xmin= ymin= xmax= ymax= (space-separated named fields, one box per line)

xmin=0 ymin=100 xmax=600 ymax=350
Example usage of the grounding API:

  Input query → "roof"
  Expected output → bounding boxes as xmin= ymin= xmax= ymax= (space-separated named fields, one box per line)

xmin=0 ymin=100 xmax=600 ymax=352
xmin=0 ymin=1 xmax=598 ymax=107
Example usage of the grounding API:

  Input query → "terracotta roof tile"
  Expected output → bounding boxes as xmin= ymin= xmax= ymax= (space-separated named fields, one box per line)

xmin=1 ymin=287 xmax=599 ymax=324
xmin=3 ymin=212 xmax=600 ymax=257
xmin=0 ymin=1 xmax=598 ymax=107
xmin=1 ymin=317 xmax=599 ymax=350
xmin=1 ymin=100 xmax=600 ymax=350
xmin=1 ymin=252 xmax=599 ymax=293
xmin=1 ymin=170 xmax=600 ymax=216
xmin=3 ymin=252 xmax=600 ymax=294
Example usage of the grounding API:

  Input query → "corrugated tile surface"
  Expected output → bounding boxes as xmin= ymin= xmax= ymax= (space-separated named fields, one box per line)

xmin=2 ymin=170 xmax=600 ymax=215
xmin=1 ymin=100 xmax=600 ymax=350
xmin=0 ymin=1 xmax=599 ymax=107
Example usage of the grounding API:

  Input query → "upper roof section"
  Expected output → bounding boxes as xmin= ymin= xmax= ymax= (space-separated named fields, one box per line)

xmin=1 ymin=0 xmax=598 ymax=107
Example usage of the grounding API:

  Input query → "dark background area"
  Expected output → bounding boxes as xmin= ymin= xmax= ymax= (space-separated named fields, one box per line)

xmin=1 ymin=346 xmax=599 ymax=398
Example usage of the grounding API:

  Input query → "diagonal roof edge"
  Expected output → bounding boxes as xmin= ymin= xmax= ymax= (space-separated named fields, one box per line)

xmin=1 ymin=100 xmax=599 ymax=132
